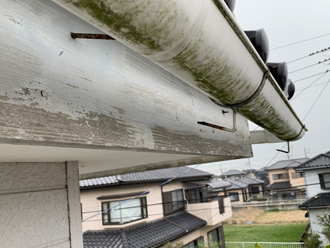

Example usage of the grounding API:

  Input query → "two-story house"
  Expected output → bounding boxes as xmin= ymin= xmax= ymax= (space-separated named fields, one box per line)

xmin=266 ymin=158 xmax=308 ymax=201
xmin=80 ymin=167 xmax=232 ymax=248
xmin=215 ymin=176 xmax=264 ymax=205
xmin=297 ymin=151 xmax=330 ymax=245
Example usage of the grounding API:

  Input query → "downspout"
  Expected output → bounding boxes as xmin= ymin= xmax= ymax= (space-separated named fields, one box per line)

xmin=53 ymin=0 xmax=307 ymax=141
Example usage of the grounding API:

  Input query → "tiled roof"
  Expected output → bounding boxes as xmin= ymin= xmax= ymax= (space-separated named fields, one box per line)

xmin=225 ymin=179 xmax=248 ymax=190
xmin=267 ymin=181 xmax=291 ymax=190
xmin=221 ymin=177 xmax=264 ymax=190
xmin=193 ymin=179 xmax=232 ymax=190
xmin=239 ymin=176 xmax=264 ymax=185
xmin=83 ymin=212 xmax=207 ymax=248
xmin=221 ymin=169 xmax=246 ymax=176
xmin=83 ymin=230 xmax=123 ymax=248
xmin=266 ymin=158 xmax=309 ymax=171
xmin=80 ymin=167 xmax=212 ymax=188
xmin=296 ymin=153 xmax=330 ymax=171
xmin=299 ymin=193 xmax=330 ymax=210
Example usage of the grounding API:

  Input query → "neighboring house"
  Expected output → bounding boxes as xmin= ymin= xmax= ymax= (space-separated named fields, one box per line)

xmin=297 ymin=151 xmax=330 ymax=245
xmin=243 ymin=169 xmax=258 ymax=179
xmin=80 ymin=167 xmax=232 ymax=248
xmin=216 ymin=176 xmax=264 ymax=204
xmin=266 ymin=158 xmax=308 ymax=200
xmin=256 ymin=166 xmax=270 ymax=186
xmin=220 ymin=169 xmax=246 ymax=180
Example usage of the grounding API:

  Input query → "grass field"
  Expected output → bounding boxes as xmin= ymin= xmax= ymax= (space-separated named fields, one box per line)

xmin=224 ymin=223 xmax=308 ymax=242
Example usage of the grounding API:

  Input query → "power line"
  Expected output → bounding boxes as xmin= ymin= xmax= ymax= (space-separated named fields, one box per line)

xmin=293 ymin=70 xmax=330 ymax=83
xmin=81 ymin=174 xmax=328 ymax=216
xmin=288 ymin=46 xmax=330 ymax=64
xmin=289 ymin=58 xmax=330 ymax=74
xmin=296 ymin=80 xmax=330 ymax=92
xmin=271 ymin=33 xmax=330 ymax=51
xmin=291 ymin=72 xmax=328 ymax=101
xmin=81 ymin=164 xmax=203 ymax=222
xmin=302 ymin=77 xmax=330 ymax=122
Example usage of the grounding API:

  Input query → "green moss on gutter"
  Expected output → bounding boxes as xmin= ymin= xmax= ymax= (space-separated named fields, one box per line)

xmin=72 ymin=0 xmax=179 ymax=51
xmin=173 ymin=34 xmax=249 ymax=104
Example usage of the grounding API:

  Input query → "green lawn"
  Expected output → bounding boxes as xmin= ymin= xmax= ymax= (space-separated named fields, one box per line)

xmin=224 ymin=223 xmax=308 ymax=242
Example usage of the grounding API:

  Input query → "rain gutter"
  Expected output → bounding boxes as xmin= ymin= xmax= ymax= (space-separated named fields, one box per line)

xmin=53 ymin=0 xmax=307 ymax=141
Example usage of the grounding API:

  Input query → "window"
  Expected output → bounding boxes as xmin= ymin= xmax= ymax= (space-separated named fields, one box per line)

xmin=319 ymin=173 xmax=330 ymax=189
xmin=102 ymin=197 xmax=147 ymax=225
xmin=296 ymin=172 xmax=304 ymax=178
xmin=229 ymin=192 xmax=239 ymax=202
xmin=251 ymin=186 xmax=260 ymax=194
xmin=272 ymin=173 xmax=289 ymax=180
xmin=185 ymin=187 xmax=208 ymax=203
xmin=163 ymin=189 xmax=185 ymax=216
xmin=208 ymin=226 xmax=225 ymax=248
xmin=219 ymin=197 xmax=225 ymax=214
xmin=184 ymin=236 xmax=204 ymax=248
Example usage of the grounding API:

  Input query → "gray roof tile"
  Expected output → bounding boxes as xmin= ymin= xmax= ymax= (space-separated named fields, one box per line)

xmin=266 ymin=158 xmax=309 ymax=171
xmin=296 ymin=153 xmax=330 ymax=171
xmin=239 ymin=176 xmax=264 ymax=185
xmin=80 ymin=167 xmax=211 ymax=188
xmin=222 ymin=169 xmax=246 ymax=176
xmin=83 ymin=212 xmax=207 ymax=248
xmin=299 ymin=193 xmax=330 ymax=210
xmin=83 ymin=230 xmax=123 ymax=248
xmin=267 ymin=181 xmax=291 ymax=190
xmin=224 ymin=179 xmax=248 ymax=189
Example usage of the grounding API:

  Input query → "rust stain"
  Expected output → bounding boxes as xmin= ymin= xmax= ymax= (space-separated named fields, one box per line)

xmin=81 ymin=77 xmax=92 ymax=82
xmin=66 ymin=83 xmax=79 ymax=89
xmin=70 ymin=32 xmax=115 ymax=40
xmin=21 ymin=88 xmax=31 ymax=95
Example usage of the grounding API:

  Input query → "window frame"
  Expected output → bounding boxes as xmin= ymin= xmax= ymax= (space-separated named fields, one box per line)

xmin=229 ymin=192 xmax=239 ymax=202
xmin=185 ymin=187 xmax=209 ymax=204
xmin=163 ymin=189 xmax=185 ymax=216
xmin=183 ymin=236 xmax=204 ymax=248
xmin=273 ymin=174 xmax=283 ymax=180
xmin=250 ymin=186 xmax=260 ymax=194
xmin=319 ymin=173 xmax=330 ymax=189
xmin=218 ymin=197 xmax=225 ymax=214
xmin=101 ymin=197 xmax=148 ymax=225
xmin=207 ymin=226 xmax=225 ymax=248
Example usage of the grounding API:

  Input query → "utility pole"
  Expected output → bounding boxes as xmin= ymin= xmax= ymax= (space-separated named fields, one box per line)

xmin=304 ymin=148 xmax=309 ymax=158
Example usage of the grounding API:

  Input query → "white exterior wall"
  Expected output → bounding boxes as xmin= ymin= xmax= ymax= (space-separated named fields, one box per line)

xmin=309 ymin=209 xmax=330 ymax=246
xmin=0 ymin=162 xmax=82 ymax=248
xmin=304 ymin=169 xmax=330 ymax=198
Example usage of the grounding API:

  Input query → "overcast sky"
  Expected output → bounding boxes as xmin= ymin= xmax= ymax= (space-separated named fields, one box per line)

xmin=198 ymin=0 xmax=330 ymax=175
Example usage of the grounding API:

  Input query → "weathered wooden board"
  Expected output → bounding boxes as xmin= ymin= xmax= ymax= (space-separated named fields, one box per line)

xmin=0 ymin=1 xmax=252 ymax=176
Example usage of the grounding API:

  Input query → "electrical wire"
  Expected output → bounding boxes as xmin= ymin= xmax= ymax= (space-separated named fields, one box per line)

xmin=81 ymin=164 xmax=203 ymax=222
xmin=291 ymin=72 xmax=328 ymax=101
xmin=289 ymin=58 xmax=330 ymax=74
xmin=302 ymin=77 xmax=330 ymax=122
xmin=293 ymin=70 xmax=330 ymax=83
xmin=81 ymin=176 xmax=329 ymax=218
xmin=271 ymin=33 xmax=330 ymax=51
xmin=288 ymin=46 xmax=330 ymax=64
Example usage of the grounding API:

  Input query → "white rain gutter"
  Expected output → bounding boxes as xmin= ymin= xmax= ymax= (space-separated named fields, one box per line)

xmin=53 ymin=0 xmax=307 ymax=141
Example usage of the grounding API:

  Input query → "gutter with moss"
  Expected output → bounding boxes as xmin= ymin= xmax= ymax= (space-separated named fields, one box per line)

xmin=53 ymin=0 xmax=307 ymax=141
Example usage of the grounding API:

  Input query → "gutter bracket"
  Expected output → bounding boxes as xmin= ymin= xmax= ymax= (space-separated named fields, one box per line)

xmin=225 ymin=70 xmax=270 ymax=109
xmin=276 ymin=141 xmax=290 ymax=154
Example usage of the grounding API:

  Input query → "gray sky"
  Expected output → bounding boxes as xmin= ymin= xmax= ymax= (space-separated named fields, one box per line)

xmin=198 ymin=0 xmax=330 ymax=175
